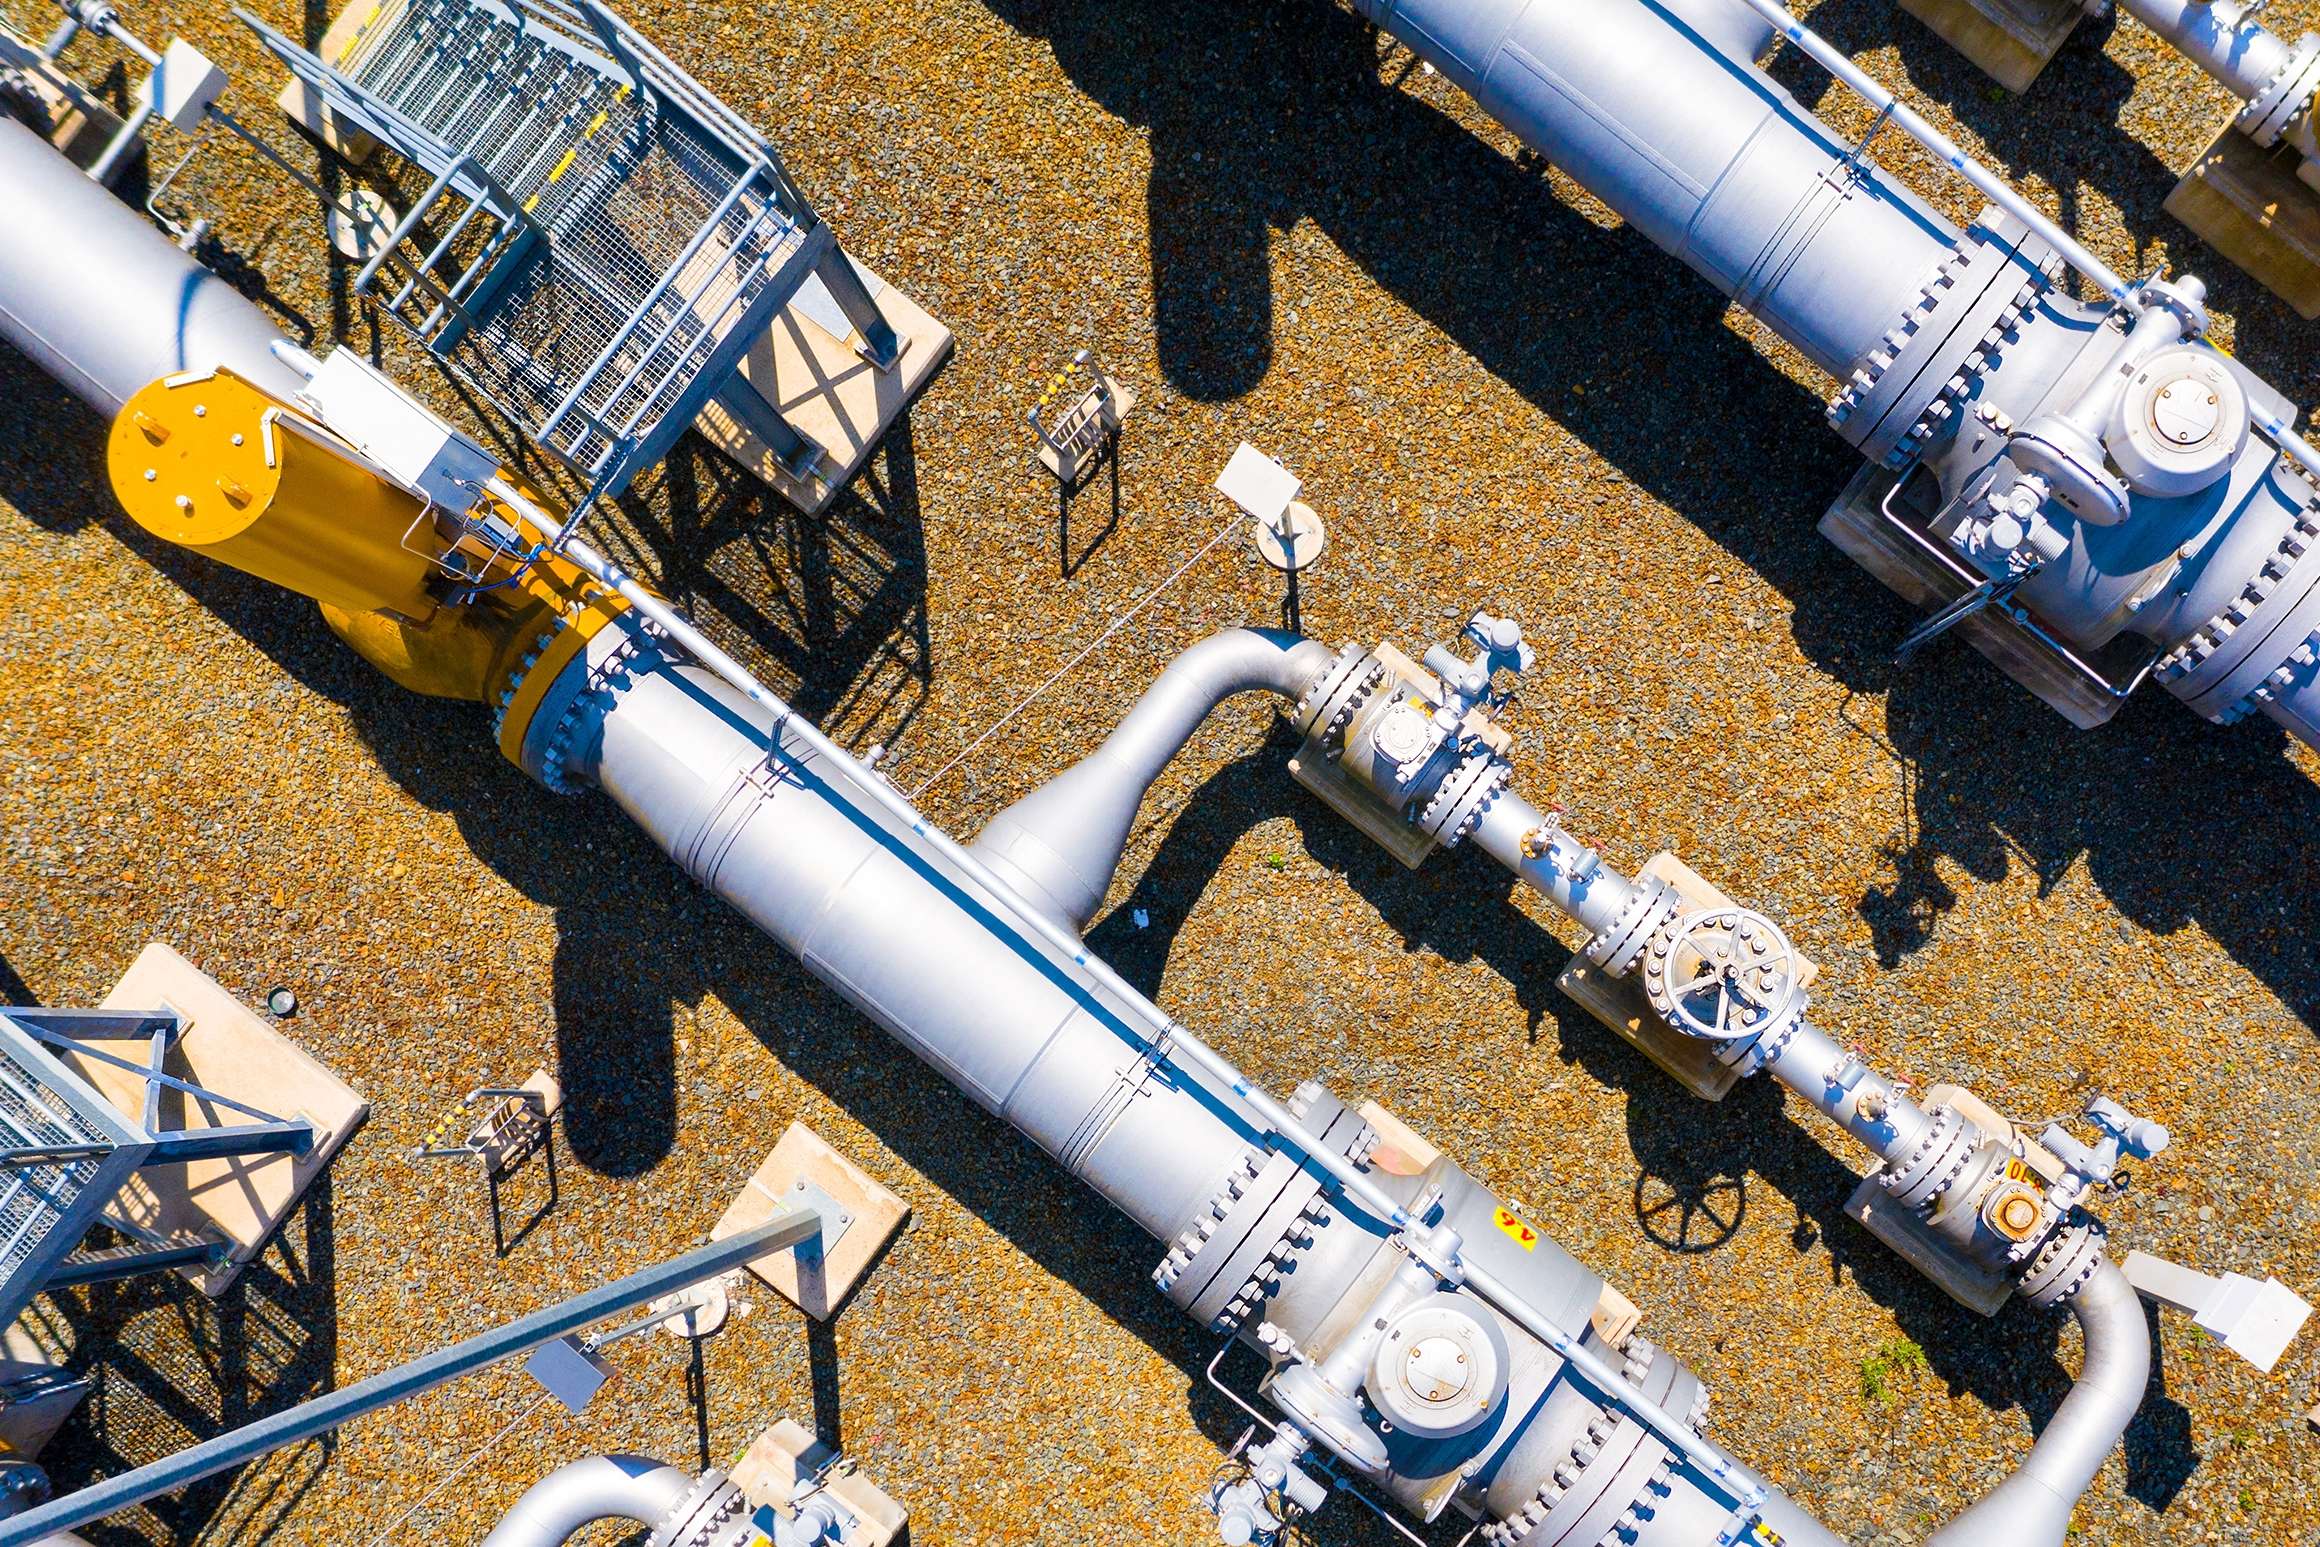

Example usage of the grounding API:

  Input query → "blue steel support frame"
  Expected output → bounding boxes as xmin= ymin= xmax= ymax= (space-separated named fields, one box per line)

xmin=0 ymin=1006 xmax=317 ymax=1328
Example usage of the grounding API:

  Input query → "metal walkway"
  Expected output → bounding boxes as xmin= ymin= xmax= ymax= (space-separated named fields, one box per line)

xmin=240 ymin=0 xmax=899 ymax=504
xmin=0 ymin=1006 xmax=314 ymax=1328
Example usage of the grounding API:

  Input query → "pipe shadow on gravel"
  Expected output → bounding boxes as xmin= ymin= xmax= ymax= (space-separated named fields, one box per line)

xmin=0 ymin=344 xmax=935 ymax=1178
xmin=1084 ymin=735 xmax=2202 ymax=1515
xmin=976 ymin=0 xmax=2320 ymax=1025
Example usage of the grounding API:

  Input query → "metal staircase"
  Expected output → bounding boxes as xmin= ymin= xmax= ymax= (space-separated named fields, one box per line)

xmin=239 ymin=0 xmax=899 ymax=506
xmin=0 ymin=1006 xmax=314 ymax=1326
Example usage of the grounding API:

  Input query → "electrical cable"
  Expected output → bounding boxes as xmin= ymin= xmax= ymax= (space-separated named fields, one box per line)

xmin=906 ymin=508 xmax=1243 ymax=799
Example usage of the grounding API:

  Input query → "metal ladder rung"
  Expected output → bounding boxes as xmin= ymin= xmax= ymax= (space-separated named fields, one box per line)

xmin=473 ymin=61 xmax=619 ymax=201
xmin=473 ymin=71 xmax=596 ymax=196
xmin=461 ymin=47 xmax=583 ymax=167
xmin=394 ymin=15 xmax=511 ymax=127
xmin=394 ymin=193 xmax=495 ymax=303
xmin=503 ymin=80 xmax=635 ymax=207
xmin=403 ymin=44 xmax=507 ymax=137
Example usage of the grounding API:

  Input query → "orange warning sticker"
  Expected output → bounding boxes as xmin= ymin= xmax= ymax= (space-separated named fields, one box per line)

xmin=1493 ymin=1206 xmax=1540 ymax=1251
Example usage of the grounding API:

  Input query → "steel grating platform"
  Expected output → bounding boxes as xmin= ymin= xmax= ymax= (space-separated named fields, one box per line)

xmin=0 ymin=1006 xmax=315 ymax=1328
xmin=241 ymin=0 xmax=898 ymax=502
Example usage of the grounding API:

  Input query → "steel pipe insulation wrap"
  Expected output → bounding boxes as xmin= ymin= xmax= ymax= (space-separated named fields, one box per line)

xmin=1348 ymin=0 xmax=1957 ymax=375
xmin=478 ymin=1454 xmax=695 ymax=1547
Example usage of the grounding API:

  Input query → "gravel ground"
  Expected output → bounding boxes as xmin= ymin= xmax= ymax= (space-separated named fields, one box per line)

xmin=4 ymin=1 xmax=2320 ymax=1543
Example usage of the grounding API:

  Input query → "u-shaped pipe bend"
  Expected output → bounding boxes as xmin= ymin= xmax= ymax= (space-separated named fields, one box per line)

xmin=479 ymin=1454 xmax=696 ymax=1547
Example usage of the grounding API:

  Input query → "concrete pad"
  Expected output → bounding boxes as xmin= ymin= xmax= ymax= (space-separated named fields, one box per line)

xmin=71 ymin=943 xmax=368 ymax=1296
xmin=2167 ymin=120 xmax=2320 ymax=320
xmin=1900 ymin=0 xmax=2083 ymax=93
xmin=273 ymin=0 xmax=382 ymax=161
xmin=711 ymin=1123 xmax=908 ymax=1320
xmin=0 ymin=24 xmax=128 ymax=168
xmin=1357 ymin=1101 xmax=1439 ymax=1177
xmin=1818 ymin=462 xmax=2143 ymax=728
xmin=694 ymin=262 xmax=953 ymax=517
xmin=1589 ymin=1284 xmax=1642 ymax=1348
xmin=731 ymin=1417 xmax=906 ymax=1546
xmin=1557 ymin=853 xmax=1817 ymax=1102
xmin=1846 ymin=1172 xmax=2014 ymax=1316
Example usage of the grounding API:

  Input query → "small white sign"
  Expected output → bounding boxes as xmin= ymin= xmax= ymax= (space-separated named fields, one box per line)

xmin=149 ymin=39 xmax=228 ymax=134
xmin=1214 ymin=442 xmax=1301 ymax=526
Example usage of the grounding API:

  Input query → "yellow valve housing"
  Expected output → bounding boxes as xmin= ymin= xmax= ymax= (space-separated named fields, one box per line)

xmin=104 ymin=361 xmax=641 ymax=780
xmin=107 ymin=367 xmax=439 ymax=621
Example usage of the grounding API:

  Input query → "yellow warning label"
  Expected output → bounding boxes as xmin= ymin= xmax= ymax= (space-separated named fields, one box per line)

xmin=2004 ymin=1158 xmax=2035 ymax=1184
xmin=1493 ymin=1206 xmax=1540 ymax=1251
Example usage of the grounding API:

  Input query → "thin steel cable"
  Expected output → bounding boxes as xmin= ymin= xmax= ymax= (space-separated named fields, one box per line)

xmin=907 ymin=509 xmax=1242 ymax=800
xmin=360 ymin=1384 xmax=558 ymax=1547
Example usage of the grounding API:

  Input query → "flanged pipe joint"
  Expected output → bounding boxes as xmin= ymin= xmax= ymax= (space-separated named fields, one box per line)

xmin=1158 ymin=1081 xmax=1774 ymax=1547
xmin=1345 ymin=0 xmax=2320 ymax=752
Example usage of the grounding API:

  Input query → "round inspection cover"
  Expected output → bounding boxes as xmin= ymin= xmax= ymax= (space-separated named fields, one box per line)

xmin=1367 ymin=1292 xmax=1510 ymax=1441
xmin=2106 ymin=346 xmax=2249 ymax=499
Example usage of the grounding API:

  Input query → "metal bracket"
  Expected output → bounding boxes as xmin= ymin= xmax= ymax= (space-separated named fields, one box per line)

xmin=1894 ymin=564 xmax=2039 ymax=662
xmin=787 ymin=1176 xmax=855 ymax=1262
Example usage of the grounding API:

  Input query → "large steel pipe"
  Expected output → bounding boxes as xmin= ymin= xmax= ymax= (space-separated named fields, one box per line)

xmin=1350 ymin=0 xmax=1957 ymax=375
xmin=0 ymin=115 xmax=306 ymax=411
xmin=0 ymin=75 xmax=2160 ymax=1547
xmin=1349 ymin=0 xmax=2320 ymax=757
xmin=2122 ymin=0 xmax=2300 ymax=102
xmin=563 ymin=628 xmax=1262 ymax=1246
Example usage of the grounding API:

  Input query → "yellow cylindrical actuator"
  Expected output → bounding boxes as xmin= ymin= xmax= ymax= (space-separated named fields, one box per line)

xmin=107 ymin=367 xmax=438 ymax=621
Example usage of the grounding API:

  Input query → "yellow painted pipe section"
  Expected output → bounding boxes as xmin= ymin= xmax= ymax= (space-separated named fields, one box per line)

xmin=107 ymin=368 xmax=438 ymax=621
xmin=105 ymin=365 xmax=641 ymax=771
xmin=318 ymin=601 xmax=521 ymax=701
xmin=492 ymin=559 xmax=630 ymax=767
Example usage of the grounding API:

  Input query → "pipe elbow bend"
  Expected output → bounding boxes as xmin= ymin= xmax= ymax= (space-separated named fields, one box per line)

xmin=479 ymin=1454 xmax=696 ymax=1547
xmin=1923 ymin=1257 xmax=2150 ymax=1547
xmin=971 ymin=628 xmax=1336 ymax=932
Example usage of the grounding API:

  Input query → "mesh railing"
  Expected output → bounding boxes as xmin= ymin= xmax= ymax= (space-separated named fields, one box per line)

xmin=0 ymin=1023 xmax=123 ymax=1324
xmin=244 ymin=0 xmax=825 ymax=496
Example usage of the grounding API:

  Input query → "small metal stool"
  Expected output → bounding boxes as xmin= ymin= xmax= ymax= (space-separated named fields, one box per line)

xmin=411 ymin=1069 xmax=561 ymax=1254
xmin=1028 ymin=349 xmax=1134 ymax=484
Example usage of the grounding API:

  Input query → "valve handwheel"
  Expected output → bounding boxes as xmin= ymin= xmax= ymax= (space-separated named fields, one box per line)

xmin=1642 ymin=908 xmax=1806 ymax=1045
